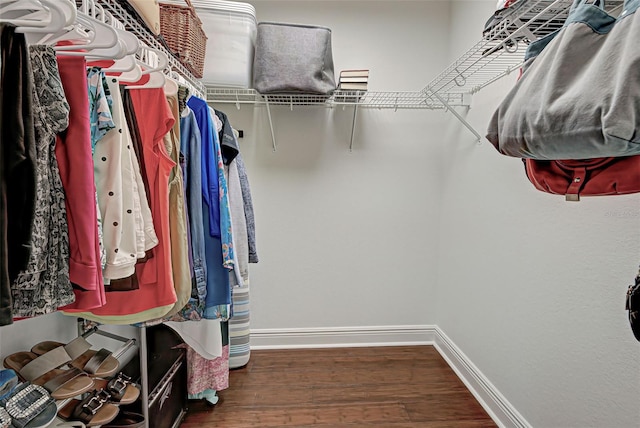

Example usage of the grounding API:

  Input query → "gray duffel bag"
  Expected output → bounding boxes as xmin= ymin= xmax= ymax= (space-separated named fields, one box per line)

xmin=253 ymin=22 xmax=337 ymax=94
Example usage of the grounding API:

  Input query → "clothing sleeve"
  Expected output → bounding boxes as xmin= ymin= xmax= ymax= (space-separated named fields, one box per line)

xmin=188 ymin=97 xmax=221 ymax=238
xmin=235 ymin=154 xmax=258 ymax=263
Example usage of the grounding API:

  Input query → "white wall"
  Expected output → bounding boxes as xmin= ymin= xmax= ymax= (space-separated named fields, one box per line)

xmin=218 ymin=0 xmax=453 ymax=329
xmin=436 ymin=2 xmax=640 ymax=427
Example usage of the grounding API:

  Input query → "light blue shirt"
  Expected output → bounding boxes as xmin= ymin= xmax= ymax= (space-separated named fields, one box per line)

xmin=187 ymin=96 xmax=220 ymax=238
xmin=180 ymin=107 xmax=207 ymax=304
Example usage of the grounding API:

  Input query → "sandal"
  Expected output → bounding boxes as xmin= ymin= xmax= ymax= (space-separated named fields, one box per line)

xmin=92 ymin=373 xmax=139 ymax=406
xmin=0 ymin=380 xmax=57 ymax=428
xmin=3 ymin=351 xmax=94 ymax=400
xmin=0 ymin=407 xmax=9 ymax=428
xmin=58 ymin=389 xmax=119 ymax=427
xmin=102 ymin=411 xmax=145 ymax=428
xmin=31 ymin=337 xmax=119 ymax=378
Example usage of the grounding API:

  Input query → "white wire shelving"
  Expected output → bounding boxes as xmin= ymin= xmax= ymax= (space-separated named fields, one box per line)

xmin=206 ymin=0 xmax=625 ymax=147
xmin=423 ymin=0 xmax=623 ymax=97
xmin=206 ymin=89 xmax=468 ymax=151
xmin=421 ymin=0 xmax=624 ymax=140
xmin=97 ymin=0 xmax=207 ymax=98
xmin=205 ymin=88 xmax=467 ymax=109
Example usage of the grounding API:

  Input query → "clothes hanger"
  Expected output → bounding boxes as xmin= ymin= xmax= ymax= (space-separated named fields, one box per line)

xmin=170 ymin=70 xmax=203 ymax=100
xmin=52 ymin=15 xmax=121 ymax=57
xmin=0 ymin=0 xmax=67 ymax=35
xmin=124 ymin=55 xmax=166 ymax=89
xmin=80 ymin=5 xmax=142 ymax=69
xmin=124 ymin=46 xmax=167 ymax=89
xmin=139 ymin=46 xmax=169 ymax=75
xmin=54 ymin=1 xmax=119 ymax=53
xmin=163 ymin=68 xmax=179 ymax=97
xmin=33 ymin=0 xmax=86 ymax=45
xmin=0 ymin=0 xmax=50 ymax=27
xmin=104 ymin=11 xmax=139 ymax=56
xmin=56 ymin=4 xmax=137 ymax=60
xmin=108 ymin=62 xmax=143 ymax=82
xmin=90 ymin=54 xmax=138 ymax=73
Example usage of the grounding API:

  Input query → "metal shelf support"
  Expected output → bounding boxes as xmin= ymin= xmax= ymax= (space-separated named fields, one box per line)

xmin=349 ymin=104 xmax=359 ymax=152
xmin=428 ymin=90 xmax=483 ymax=143
xmin=263 ymin=97 xmax=277 ymax=152
xmin=140 ymin=326 xmax=150 ymax=428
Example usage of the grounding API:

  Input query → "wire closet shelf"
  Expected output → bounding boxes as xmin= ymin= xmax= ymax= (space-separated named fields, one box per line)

xmin=96 ymin=0 xmax=207 ymax=98
xmin=422 ymin=0 xmax=625 ymax=97
xmin=205 ymin=88 xmax=467 ymax=110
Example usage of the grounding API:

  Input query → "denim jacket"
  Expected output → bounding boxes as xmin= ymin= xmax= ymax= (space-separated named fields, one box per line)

xmin=180 ymin=107 xmax=207 ymax=304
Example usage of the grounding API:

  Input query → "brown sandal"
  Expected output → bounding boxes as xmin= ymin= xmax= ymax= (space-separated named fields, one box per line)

xmin=3 ymin=350 xmax=94 ymax=400
xmin=92 ymin=373 xmax=139 ymax=406
xmin=58 ymin=390 xmax=119 ymax=427
xmin=30 ymin=337 xmax=119 ymax=378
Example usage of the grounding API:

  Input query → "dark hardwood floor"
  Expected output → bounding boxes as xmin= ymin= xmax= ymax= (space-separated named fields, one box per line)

xmin=181 ymin=346 xmax=497 ymax=427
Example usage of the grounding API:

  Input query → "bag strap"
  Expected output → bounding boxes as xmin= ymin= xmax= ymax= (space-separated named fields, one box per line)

xmin=621 ymin=0 xmax=640 ymax=17
xmin=570 ymin=0 xmax=605 ymax=12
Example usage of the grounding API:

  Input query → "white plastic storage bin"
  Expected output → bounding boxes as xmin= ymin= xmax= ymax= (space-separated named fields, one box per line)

xmin=191 ymin=0 xmax=257 ymax=88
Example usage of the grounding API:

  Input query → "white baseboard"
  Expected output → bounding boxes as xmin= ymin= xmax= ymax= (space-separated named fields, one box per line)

xmin=433 ymin=327 xmax=531 ymax=428
xmin=250 ymin=325 xmax=436 ymax=349
xmin=249 ymin=325 xmax=530 ymax=428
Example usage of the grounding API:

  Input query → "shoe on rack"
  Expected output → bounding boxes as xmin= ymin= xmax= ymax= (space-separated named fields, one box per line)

xmin=0 ymin=370 xmax=57 ymax=428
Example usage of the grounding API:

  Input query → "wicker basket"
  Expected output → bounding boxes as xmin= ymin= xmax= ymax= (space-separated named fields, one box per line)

xmin=159 ymin=0 xmax=207 ymax=78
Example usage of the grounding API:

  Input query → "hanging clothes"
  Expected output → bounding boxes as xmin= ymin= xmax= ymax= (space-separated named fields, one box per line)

xmin=11 ymin=46 xmax=74 ymax=317
xmin=187 ymin=96 xmax=220 ymax=238
xmin=0 ymin=25 xmax=31 ymax=324
xmin=236 ymin=154 xmax=259 ymax=264
xmin=216 ymin=109 xmax=248 ymax=285
xmin=87 ymin=67 xmax=115 ymax=271
xmin=120 ymin=87 xmax=158 ymax=259
xmin=227 ymin=157 xmax=249 ymax=286
xmin=181 ymin=344 xmax=229 ymax=395
xmin=94 ymin=76 xmax=157 ymax=281
xmin=1 ymin=26 xmax=38 ymax=324
xmin=164 ymin=94 xmax=192 ymax=318
xmin=164 ymin=104 xmax=207 ymax=323
xmin=65 ymin=87 xmax=177 ymax=323
xmin=180 ymin=105 xmax=207 ymax=305
xmin=209 ymin=106 xmax=234 ymax=273
xmin=55 ymin=55 xmax=105 ymax=312
xmin=214 ymin=109 xmax=239 ymax=166
xmin=186 ymin=96 xmax=231 ymax=320
xmin=202 ymin=107 xmax=234 ymax=320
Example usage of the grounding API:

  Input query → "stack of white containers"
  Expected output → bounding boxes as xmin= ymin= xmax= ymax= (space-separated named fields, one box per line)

xmin=191 ymin=0 xmax=258 ymax=88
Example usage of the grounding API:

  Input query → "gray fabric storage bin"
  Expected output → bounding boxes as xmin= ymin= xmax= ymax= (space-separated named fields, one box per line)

xmin=253 ymin=22 xmax=337 ymax=94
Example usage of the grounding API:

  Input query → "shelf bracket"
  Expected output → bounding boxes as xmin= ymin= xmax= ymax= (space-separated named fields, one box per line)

xmin=428 ymin=90 xmax=483 ymax=143
xmin=263 ymin=96 xmax=277 ymax=152
xmin=349 ymin=103 xmax=359 ymax=152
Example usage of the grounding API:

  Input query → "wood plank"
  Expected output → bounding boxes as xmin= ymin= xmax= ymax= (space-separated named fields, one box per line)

xmin=231 ymin=366 xmax=461 ymax=388
xmin=404 ymin=392 xmax=496 ymax=422
xmin=216 ymin=384 xmax=315 ymax=407
xmin=311 ymin=381 xmax=470 ymax=404
xmin=294 ymin=422 xmax=496 ymax=428
xmin=181 ymin=403 xmax=411 ymax=427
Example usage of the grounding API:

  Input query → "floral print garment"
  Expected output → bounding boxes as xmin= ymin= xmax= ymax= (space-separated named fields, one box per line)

xmin=11 ymin=46 xmax=75 ymax=316
xmin=87 ymin=67 xmax=116 ymax=270
xmin=179 ymin=343 xmax=229 ymax=395
xmin=210 ymin=107 xmax=234 ymax=270
xmin=87 ymin=67 xmax=115 ymax=153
